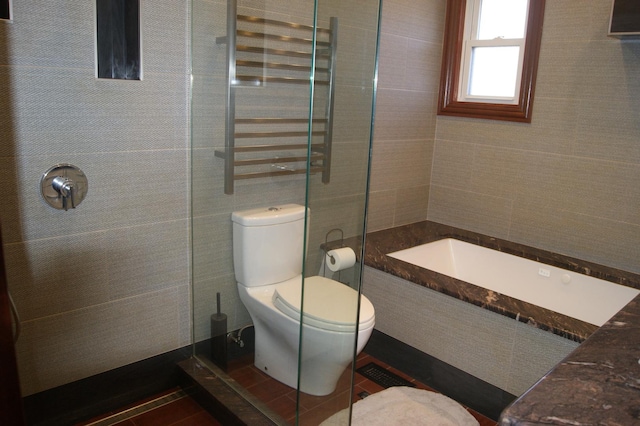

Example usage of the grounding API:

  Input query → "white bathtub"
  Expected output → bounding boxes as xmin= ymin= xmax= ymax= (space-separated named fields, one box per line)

xmin=387 ymin=238 xmax=639 ymax=327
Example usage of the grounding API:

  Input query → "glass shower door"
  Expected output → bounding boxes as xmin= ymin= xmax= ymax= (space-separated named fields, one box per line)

xmin=297 ymin=0 xmax=381 ymax=423
xmin=190 ymin=0 xmax=381 ymax=423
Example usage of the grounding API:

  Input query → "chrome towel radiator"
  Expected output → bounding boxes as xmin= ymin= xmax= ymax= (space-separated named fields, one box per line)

xmin=215 ymin=0 xmax=337 ymax=194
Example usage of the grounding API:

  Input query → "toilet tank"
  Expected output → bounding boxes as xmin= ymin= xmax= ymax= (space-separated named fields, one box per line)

xmin=232 ymin=204 xmax=308 ymax=287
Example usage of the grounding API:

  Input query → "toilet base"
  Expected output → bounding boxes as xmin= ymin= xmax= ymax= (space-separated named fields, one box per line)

xmin=252 ymin=318 xmax=356 ymax=396
xmin=237 ymin=282 xmax=374 ymax=396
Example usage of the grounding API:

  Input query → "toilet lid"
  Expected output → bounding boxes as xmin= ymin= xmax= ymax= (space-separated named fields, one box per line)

xmin=273 ymin=276 xmax=375 ymax=332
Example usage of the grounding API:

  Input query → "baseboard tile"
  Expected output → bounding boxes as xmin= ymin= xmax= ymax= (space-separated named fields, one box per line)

xmin=364 ymin=330 xmax=516 ymax=420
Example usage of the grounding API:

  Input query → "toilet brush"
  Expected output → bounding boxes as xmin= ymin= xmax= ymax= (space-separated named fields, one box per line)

xmin=210 ymin=292 xmax=228 ymax=370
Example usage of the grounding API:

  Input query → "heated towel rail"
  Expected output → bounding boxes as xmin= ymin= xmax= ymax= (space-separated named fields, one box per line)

xmin=215 ymin=0 xmax=337 ymax=194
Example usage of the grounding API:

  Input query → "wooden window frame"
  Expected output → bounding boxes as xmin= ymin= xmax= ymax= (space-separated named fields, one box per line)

xmin=437 ymin=0 xmax=545 ymax=123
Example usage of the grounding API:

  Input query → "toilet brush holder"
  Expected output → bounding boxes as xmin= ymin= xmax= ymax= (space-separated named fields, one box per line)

xmin=210 ymin=292 xmax=228 ymax=370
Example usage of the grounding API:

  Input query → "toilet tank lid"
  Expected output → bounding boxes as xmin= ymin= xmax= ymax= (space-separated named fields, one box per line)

xmin=232 ymin=204 xmax=307 ymax=226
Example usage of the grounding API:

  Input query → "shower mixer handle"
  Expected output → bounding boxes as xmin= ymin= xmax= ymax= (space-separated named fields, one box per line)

xmin=40 ymin=164 xmax=88 ymax=211
xmin=52 ymin=176 xmax=76 ymax=210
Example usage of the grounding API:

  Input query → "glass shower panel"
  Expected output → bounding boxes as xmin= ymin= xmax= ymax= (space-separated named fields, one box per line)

xmin=298 ymin=0 xmax=381 ymax=424
xmin=190 ymin=0 xmax=239 ymax=362
xmin=190 ymin=0 xmax=380 ymax=423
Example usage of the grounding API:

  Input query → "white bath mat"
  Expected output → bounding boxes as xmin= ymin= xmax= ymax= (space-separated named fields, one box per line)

xmin=319 ymin=386 xmax=479 ymax=426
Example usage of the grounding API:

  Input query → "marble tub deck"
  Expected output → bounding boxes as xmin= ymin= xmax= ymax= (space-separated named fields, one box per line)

xmin=356 ymin=221 xmax=640 ymax=425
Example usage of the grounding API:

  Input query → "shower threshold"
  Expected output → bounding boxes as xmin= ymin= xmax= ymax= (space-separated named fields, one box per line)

xmin=178 ymin=357 xmax=282 ymax=425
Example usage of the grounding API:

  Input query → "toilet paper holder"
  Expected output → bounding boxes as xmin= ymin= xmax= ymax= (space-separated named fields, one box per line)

xmin=323 ymin=228 xmax=345 ymax=280
xmin=324 ymin=228 xmax=344 ymax=260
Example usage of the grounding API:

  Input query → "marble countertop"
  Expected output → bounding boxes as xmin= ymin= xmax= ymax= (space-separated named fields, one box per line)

xmin=499 ymin=297 xmax=640 ymax=425
xmin=358 ymin=221 xmax=640 ymax=425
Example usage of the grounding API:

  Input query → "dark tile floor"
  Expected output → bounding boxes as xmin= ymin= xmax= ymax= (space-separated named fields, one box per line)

xmin=227 ymin=351 xmax=497 ymax=425
xmin=80 ymin=352 xmax=497 ymax=425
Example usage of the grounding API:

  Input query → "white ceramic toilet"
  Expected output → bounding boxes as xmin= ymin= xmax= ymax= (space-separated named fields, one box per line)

xmin=232 ymin=204 xmax=375 ymax=396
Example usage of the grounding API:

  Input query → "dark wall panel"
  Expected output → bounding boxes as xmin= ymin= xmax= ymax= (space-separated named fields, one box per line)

xmin=96 ymin=0 xmax=141 ymax=80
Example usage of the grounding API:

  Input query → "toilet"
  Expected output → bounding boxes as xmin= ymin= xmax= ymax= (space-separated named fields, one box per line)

xmin=232 ymin=204 xmax=375 ymax=396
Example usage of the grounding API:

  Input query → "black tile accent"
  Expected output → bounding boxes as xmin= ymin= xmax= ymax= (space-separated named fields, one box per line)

xmin=356 ymin=362 xmax=415 ymax=388
xmin=364 ymin=330 xmax=516 ymax=421
xmin=22 ymin=347 xmax=190 ymax=426
xmin=0 ymin=1 xmax=9 ymax=20
xmin=1 ymin=223 xmax=25 ymax=426
xmin=610 ymin=0 xmax=640 ymax=34
xmin=96 ymin=0 xmax=141 ymax=80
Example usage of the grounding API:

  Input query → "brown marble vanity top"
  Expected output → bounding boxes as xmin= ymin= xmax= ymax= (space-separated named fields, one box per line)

xmin=359 ymin=220 xmax=640 ymax=425
xmin=499 ymin=296 xmax=640 ymax=425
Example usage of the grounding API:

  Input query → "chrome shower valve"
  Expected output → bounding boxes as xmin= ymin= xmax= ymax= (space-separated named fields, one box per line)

xmin=40 ymin=164 xmax=88 ymax=211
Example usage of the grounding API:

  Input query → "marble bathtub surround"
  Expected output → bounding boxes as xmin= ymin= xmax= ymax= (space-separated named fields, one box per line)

xmin=356 ymin=220 xmax=640 ymax=424
xmin=357 ymin=221 xmax=640 ymax=342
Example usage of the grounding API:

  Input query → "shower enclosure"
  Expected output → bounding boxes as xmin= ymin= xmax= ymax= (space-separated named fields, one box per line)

xmin=190 ymin=0 xmax=381 ymax=423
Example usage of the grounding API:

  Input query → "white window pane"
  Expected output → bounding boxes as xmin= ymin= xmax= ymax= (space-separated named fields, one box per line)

xmin=477 ymin=0 xmax=528 ymax=40
xmin=468 ymin=46 xmax=520 ymax=98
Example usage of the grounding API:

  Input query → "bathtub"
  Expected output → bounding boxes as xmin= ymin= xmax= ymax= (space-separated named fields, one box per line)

xmin=387 ymin=238 xmax=640 ymax=327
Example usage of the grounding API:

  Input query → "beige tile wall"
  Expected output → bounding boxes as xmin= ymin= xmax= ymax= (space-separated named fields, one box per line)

xmin=366 ymin=0 xmax=446 ymax=231
xmin=363 ymin=266 xmax=579 ymax=396
xmin=429 ymin=1 xmax=640 ymax=274
xmin=0 ymin=1 xmax=191 ymax=395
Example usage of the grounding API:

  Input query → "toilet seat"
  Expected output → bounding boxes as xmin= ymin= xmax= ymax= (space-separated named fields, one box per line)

xmin=273 ymin=276 xmax=375 ymax=332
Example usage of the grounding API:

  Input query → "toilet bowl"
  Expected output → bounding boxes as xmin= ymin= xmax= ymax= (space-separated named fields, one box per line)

xmin=232 ymin=204 xmax=376 ymax=396
xmin=238 ymin=275 xmax=375 ymax=395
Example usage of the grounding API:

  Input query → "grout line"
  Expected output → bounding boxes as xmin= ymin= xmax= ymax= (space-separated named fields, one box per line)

xmin=81 ymin=389 xmax=188 ymax=426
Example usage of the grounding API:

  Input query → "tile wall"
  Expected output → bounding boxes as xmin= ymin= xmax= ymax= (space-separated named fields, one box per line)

xmin=0 ymin=1 xmax=191 ymax=396
xmin=366 ymin=0 xmax=446 ymax=231
xmin=429 ymin=1 xmax=640 ymax=274
xmin=364 ymin=266 xmax=579 ymax=396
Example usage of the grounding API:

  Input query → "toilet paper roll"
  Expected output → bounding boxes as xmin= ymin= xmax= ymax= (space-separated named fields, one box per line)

xmin=319 ymin=256 xmax=335 ymax=278
xmin=325 ymin=247 xmax=356 ymax=272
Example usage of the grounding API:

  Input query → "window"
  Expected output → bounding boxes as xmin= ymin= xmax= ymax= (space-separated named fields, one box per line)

xmin=438 ymin=0 xmax=545 ymax=123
